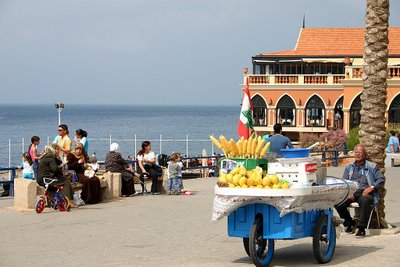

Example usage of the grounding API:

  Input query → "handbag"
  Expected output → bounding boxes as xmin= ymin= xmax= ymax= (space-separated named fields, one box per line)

xmin=153 ymin=164 xmax=163 ymax=176
xmin=84 ymin=166 xmax=95 ymax=178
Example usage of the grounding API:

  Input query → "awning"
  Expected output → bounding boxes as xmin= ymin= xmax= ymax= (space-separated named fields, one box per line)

xmin=302 ymin=58 xmax=346 ymax=63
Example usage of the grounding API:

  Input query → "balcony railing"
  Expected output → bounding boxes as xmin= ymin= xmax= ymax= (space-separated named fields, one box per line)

xmin=248 ymin=74 xmax=345 ymax=85
xmin=247 ymin=66 xmax=400 ymax=85
xmin=347 ymin=65 xmax=400 ymax=79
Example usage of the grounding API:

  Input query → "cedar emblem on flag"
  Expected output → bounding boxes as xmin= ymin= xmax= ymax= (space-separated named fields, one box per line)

xmin=237 ymin=76 xmax=253 ymax=139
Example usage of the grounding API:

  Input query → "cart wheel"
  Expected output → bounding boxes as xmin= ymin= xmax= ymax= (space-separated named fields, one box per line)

xmin=58 ymin=196 xmax=70 ymax=212
xmin=313 ymin=213 xmax=336 ymax=264
xmin=249 ymin=217 xmax=274 ymax=267
xmin=35 ymin=197 xmax=45 ymax=214
xmin=243 ymin=238 xmax=250 ymax=257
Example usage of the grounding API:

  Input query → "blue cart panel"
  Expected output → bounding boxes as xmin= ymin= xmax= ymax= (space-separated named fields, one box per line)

xmin=228 ymin=203 xmax=321 ymax=239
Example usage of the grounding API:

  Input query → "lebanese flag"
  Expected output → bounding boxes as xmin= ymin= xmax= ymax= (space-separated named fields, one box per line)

xmin=237 ymin=76 xmax=253 ymax=139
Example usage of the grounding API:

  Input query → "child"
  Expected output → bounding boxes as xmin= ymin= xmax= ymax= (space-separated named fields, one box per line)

xmin=28 ymin=136 xmax=41 ymax=179
xmin=19 ymin=152 xmax=34 ymax=180
xmin=166 ymin=153 xmax=183 ymax=195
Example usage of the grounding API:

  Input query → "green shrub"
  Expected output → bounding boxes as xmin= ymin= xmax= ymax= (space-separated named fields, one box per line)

xmin=346 ymin=127 xmax=359 ymax=149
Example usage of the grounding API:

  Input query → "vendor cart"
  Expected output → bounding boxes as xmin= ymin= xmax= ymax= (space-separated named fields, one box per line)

xmin=228 ymin=203 xmax=335 ymax=266
xmin=213 ymin=177 xmax=358 ymax=267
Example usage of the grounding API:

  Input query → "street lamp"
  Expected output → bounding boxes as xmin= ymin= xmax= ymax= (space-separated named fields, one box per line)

xmin=55 ymin=102 xmax=64 ymax=125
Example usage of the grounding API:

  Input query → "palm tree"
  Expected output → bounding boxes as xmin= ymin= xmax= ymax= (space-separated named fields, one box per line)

xmin=359 ymin=0 xmax=389 ymax=228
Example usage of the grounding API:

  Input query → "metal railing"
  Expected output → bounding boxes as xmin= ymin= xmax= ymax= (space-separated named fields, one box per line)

xmin=311 ymin=149 xmax=354 ymax=167
xmin=0 ymin=134 xmax=221 ymax=169
xmin=0 ymin=167 xmax=17 ymax=196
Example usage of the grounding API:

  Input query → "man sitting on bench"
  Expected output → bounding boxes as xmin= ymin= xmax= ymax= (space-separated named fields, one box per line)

xmin=334 ymin=144 xmax=385 ymax=237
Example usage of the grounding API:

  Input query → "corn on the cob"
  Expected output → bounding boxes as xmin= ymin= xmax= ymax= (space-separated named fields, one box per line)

xmin=255 ymin=139 xmax=265 ymax=156
xmin=237 ymin=139 xmax=243 ymax=156
xmin=260 ymin=142 xmax=271 ymax=157
xmin=246 ymin=136 xmax=253 ymax=155
xmin=210 ymin=135 xmax=223 ymax=149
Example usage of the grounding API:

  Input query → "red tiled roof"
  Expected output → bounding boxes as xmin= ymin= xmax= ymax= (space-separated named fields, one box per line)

xmin=261 ymin=27 xmax=400 ymax=57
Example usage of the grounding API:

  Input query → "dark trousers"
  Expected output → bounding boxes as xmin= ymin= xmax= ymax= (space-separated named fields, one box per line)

xmin=335 ymin=189 xmax=374 ymax=229
xmin=138 ymin=165 xmax=158 ymax=193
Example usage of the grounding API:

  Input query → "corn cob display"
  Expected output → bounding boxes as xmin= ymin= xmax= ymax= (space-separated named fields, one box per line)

xmin=209 ymin=135 xmax=270 ymax=159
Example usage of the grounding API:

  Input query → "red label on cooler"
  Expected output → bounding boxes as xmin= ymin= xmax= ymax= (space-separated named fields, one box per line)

xmin=305 ymin=163 xmax=317 ymax=173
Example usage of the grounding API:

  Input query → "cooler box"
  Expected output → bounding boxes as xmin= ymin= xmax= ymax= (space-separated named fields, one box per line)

xmin=228 ymin=203 xmax=320 ymax=239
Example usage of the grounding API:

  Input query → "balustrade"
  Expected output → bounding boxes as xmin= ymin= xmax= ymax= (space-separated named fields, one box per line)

xmin=304 ymin=75 xmax=328 ymax=84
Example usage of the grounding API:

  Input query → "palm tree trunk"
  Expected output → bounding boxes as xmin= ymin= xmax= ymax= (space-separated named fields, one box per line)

xmin=359 ymin=0 xmax=389 ymax=228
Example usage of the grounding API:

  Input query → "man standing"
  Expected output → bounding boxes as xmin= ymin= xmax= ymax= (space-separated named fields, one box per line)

xmin=335 ymin=144 xmax=385 ymax=237
xmin=268 ymin=123 xmax=293 ymax=158
xmin=54 ymin=124 xmax=72 ymax=162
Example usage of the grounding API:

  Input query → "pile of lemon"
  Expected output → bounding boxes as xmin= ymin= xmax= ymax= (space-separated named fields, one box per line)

xmin=218 ymin=166 xmax=290 ymax=189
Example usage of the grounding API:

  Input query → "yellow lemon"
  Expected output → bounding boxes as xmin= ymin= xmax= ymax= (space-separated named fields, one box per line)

xmin=230 ymin=167 xmax=239 ymax=175
xmin=262 ymin=176 xmax=271 ymax=187
xmin=270 ymin=174 xmax=280 ymax=185
xmin=256 ymin=184 xmax=263 ymax=189
xmin=247 ymin=177 xmax=254 ymax=187
xmin=241 ymin=184 xmax=248 ymax=188
xmin=228 ymin=183 xmax=235 ymax=188
xmin=264 ymin=185 xmax=271 ymax=189
xmin=232 ymin=174 xmax=241 ymax=185
xmin=281 ymin=183 xmax=290 ymax=189
xmin=239 ymin=177 xmax=247 ymax=186
xmin=219 ymin=176 xmax=227 ymax=183
xmin=255 ymin=177 xmax=263 ymax=186
xmin=272 ymin=183 xmax=281 ymax=189
xmin=226 ymin=173 xmax=233 ymax=183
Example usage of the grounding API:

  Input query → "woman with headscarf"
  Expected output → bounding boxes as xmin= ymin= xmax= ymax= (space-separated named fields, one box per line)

xmin=37 ymin=143 xmax=73 ymax=201
xmin=67 ymin=143 xmax=102 ymax=204
xmin=105 ymin=143 xmax=137 ymax=196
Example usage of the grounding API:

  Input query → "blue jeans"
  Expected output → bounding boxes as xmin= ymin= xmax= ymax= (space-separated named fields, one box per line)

xmin=33 ymin=160 xmax=39 ymax=180
xmin=167 ymin=177 xmax=181 ymax=192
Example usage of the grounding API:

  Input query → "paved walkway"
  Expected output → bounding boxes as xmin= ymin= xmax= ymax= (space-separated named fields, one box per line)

xmin=0 ymin=167 xmax=399 ymax=267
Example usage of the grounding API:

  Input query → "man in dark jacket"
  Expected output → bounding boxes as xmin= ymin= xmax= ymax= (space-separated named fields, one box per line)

xmin=335 ymin=144 xmax=385 ymax=237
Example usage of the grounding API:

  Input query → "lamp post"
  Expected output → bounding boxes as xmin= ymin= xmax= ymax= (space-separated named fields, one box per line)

xmin=55 ymin=102 xmax=64 ymax=125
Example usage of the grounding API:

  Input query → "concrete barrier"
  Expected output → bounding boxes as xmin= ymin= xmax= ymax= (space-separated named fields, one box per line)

xmin=14 ymin=178 xmax=37 ymax=209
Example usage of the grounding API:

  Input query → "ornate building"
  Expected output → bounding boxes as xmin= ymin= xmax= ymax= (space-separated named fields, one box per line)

xmin=244 ymin=27 xmax=400 ymax=140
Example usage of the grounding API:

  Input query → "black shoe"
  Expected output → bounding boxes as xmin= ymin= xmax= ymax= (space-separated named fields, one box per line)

xmin=151 ymin=192 xmax=160 ymax=195
xmin=355 ymin=228 xmax=366 ymax=237
xmin=345 ymin=224 xmax=355 ymax=233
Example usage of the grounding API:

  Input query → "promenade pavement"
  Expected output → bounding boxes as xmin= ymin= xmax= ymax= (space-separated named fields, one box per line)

xmin=0 ymin=167 xmax=399 ymax=267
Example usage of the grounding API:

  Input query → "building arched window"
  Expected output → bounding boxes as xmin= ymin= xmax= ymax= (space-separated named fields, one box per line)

xmin=305 ymin=95 xmax=325 ymax=127
xmin=252 ymin=95 xmax=267 ymax=126
xmin=350 ymin=94 xmax=361 ymax=130
xmin=334 ymin=96 xmax=344 ymax=129
xmin=276 ymin=95 xmax=296 ymax=126
xmin=388 ymin=94 xmax=400 ymax=129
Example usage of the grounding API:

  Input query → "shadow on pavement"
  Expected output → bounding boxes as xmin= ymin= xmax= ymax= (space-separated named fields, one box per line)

xmin=232 ymin=242 xmax=381 ymax=266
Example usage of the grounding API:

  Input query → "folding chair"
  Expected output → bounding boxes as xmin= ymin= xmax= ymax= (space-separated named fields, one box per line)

xmin=349 ymin=202 xmax=379 ymax=230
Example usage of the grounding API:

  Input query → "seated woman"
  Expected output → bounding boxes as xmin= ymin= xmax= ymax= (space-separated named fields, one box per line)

xmin=37 ymin=143 xmax=73 ymax=202
xmin=67 ymin=143 xmax=102 ymax=204
xmin=137 ymin=141 xmax=160 ymax=195
xmin=105 ymin=143 xmax=137 ymax=197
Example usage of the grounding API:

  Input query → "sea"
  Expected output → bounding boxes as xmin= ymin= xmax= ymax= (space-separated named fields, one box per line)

xmin=0 ymin=104 xmax=239 ymax=167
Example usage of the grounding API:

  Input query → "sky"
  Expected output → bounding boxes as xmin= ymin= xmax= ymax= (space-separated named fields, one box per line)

xmin=0 ymin=0 xmax=399 ymax=106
